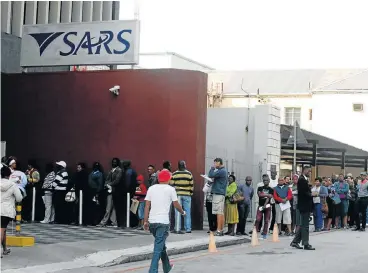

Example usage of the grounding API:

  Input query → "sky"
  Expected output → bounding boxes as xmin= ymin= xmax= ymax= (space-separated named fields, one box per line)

xmin=120 ymin=0 xmax=368 ymax=70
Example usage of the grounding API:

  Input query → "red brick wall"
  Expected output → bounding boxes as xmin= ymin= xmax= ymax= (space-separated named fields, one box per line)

xmin=1 ymin=69 xmax=207 ymax=229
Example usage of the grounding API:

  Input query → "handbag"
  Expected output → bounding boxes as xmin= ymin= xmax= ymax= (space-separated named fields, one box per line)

xmin=65 ymin=188 xmax=76 ymax=203
xmin=321 ymin=201 xmax=329 ymax=214
xmin=229 ymin=193 xmax=244 ymax=204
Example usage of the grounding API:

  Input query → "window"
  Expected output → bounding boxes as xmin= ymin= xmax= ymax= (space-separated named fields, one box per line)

xmin=353 ymin=103 xmax=363 ymax=112
xmin=284 ymin=107 xmax=301 ymax=125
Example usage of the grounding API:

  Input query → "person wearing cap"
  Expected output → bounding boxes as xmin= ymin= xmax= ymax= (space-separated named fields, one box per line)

xmin=52 ymin=161 xmax=70 ymax=224
xmin=144 ymin=169 xmax=185 ymax=273
xmin=134 ymin=174 xmax=147 ymax=230
xmin=354 ymin=172 xmax=368 ymax=231
xmin=170 ymin=160 xmax=194 ymax=234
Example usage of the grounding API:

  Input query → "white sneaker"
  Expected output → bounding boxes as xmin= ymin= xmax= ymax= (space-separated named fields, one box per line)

xmin=40 ymin=220 xmax=49 ymax=224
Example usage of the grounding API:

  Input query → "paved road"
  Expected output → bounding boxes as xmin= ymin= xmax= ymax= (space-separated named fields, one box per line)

xmin=64 ymin=229 xmax=368 ymax=273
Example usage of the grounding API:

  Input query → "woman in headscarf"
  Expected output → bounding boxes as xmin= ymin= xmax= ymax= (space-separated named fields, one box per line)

xmin=225 ymin=175 xmax=239 ymax=236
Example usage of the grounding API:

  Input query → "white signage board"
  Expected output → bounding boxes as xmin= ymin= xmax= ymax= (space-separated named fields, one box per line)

xmin=21 ymin=20 xmax=140 ymax=67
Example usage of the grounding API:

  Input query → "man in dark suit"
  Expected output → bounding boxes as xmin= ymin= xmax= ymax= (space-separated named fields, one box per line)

xmin=290 ymin=166 xmax=315 ymax=250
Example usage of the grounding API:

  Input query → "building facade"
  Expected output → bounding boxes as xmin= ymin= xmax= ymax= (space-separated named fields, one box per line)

xmin=1 ymin=1 xmax=120 ymax=73
xmin=208 ymin=69 xmax=368 ymax=176
xmin=118 ymin=52 xmax=215 ymax=72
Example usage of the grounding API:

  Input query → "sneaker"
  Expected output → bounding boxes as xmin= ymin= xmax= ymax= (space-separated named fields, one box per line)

xmin=40 ymin=220 xmax=49 ymax=224
xmin=186 ymin=231 xmax=192 ymax=234
xmin=214 ymin=231 xmax=224 ymax=236
xmin=96 ymin=224 xmax=106 ymax=227
xmin=261 ymin=233 xmax=267 ymax=240
xmin=359 ymin=228 xmax=366 ymax=232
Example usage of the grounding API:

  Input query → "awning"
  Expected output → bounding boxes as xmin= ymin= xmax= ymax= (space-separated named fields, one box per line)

xmin=281 ymin=124 xmax=368 ymax=169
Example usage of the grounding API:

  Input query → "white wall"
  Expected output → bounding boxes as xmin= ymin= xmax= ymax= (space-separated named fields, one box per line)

xmin=169 ymin=54 xmax=213 ymax=72
xmin=118 ymin=53 xmax=213 ymax=72
xmin=312 ymin=93 xmax=368 ymax=151
xmin=119 ymin=54 xmax=171 ymax=69
xmin=219 ymin=97 xmax=313 ymax=131
xmin=206 ymin=105 xmax=281 ymax=219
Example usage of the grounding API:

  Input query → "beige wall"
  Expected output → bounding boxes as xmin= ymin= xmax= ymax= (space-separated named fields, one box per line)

xmin=317 ymin=165 xmax=364 ymax=178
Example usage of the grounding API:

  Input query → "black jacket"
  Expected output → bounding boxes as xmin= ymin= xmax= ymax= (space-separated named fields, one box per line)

xmin=297 ymin=175 xmax=312 ymax=213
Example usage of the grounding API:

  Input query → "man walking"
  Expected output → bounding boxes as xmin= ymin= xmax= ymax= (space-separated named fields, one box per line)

xmin=236 ymin=176 xmax=254 ymax=235
xmin=291 ymin=166 xmax=315 ymax=250
xmin=144 ymin=169 xmax=185 ymax=273
xmin=171 ymin=160 xmax=194 ymax=234
xmin=208 ymin=158 xmax=228 ymax=236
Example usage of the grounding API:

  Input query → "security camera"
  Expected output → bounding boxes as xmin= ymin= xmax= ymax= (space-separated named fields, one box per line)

xmin=109 ymin=85 xmax=120 ymax=96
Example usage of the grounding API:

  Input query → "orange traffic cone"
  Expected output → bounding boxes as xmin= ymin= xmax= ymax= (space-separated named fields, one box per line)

xmin=251 ymin=227 xmax=260 ymax=247
xmin=272 ymin=224 xmax=280 ymax=242
xmin=208 ymin=232 xmax=218 ymax=253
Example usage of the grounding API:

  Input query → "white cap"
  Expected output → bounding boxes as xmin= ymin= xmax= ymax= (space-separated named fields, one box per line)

xmin=56 ymin=161 xmax=67 ymax=168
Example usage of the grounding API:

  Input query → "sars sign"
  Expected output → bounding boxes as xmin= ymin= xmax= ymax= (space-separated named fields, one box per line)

xmin=21 ymin=20 xmax=140 ymax=67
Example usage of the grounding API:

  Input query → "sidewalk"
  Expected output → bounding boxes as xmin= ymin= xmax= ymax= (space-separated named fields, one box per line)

xmin=2 ymin=228 xmax=250 ymax=273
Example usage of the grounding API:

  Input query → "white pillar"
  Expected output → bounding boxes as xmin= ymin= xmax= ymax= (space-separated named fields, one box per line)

xmin=37 ymin=1 xmax=49 ymax=24
xmin=25 ymin=1 xmax=37 ymax=25
xmin=49 ymin=1 xmax=61 ymax=23
xmin=71 ymin=1 xmax=83 ymax=22
xmin=102 ymin=1 xmax=112 ymax=21
xmin=60 ymin=1 xmax=72 ymax=23
xmin=1 ymin=1 xmax=12 ymax=33
xmin=82 ymin=1 xmax=93 ymax=22
xmin=92 ymin=1 xmax=103 ymax=21
xmin=11 ymin=1 xmax=24 ymax=37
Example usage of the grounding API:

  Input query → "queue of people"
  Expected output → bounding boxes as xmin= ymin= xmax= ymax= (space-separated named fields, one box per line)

xmin=202 ymin=158 xmax=368 ymax=245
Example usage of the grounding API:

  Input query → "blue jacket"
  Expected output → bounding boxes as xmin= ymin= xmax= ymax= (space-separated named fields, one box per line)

xmin=334 ymin=181 xmax=349 ymax=199
xmin=208 ymin=167 xmax=227 ymax=195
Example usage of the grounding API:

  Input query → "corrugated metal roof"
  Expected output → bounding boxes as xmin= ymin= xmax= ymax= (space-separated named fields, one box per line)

xmin=208 ymin=69 xmax=368 ymax=95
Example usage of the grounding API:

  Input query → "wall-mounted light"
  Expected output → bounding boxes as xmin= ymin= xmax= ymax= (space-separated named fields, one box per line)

xmin=109 ymin=85 xmax=120 ymax=96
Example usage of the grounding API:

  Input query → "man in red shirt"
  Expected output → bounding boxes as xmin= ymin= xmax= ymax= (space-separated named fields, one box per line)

xmin=273 ymin=177 xmax=293 ymax=236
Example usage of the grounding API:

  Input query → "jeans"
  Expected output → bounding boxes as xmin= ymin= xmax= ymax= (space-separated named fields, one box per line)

xmin=255 ymin=206 xmax=271 ymax=235
xmin=149 ymin=223 xmax=172 ymax=273
xmin=314 ymin=203 xmax=323 ymax=230
xmin=42 ymin=192 xmax=55 ymax=223
xmin=237 ymin=203 xmax=250 ymax=234
xmin=175 ymin=195 xmax=191 ymax=232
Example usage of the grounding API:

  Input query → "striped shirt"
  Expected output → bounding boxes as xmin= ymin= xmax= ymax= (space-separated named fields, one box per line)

xmin=52 ymin=169 xmax=69 ymax=191
xmin=170 ymin=170 xmax=194 ymax=196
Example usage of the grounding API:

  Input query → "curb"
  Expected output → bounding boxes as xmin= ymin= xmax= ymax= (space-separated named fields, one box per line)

xmin=102 ymin=236 xmax=251 ymax=267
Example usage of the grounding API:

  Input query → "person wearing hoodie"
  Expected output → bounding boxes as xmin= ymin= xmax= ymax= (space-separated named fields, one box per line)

xmin=88 ymin=162 xmax=104 ymax=225
xmin=1 ymin=166 xmax=23 ymax=257
xmin=208 ymin=158 xmax=228 ymax=236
